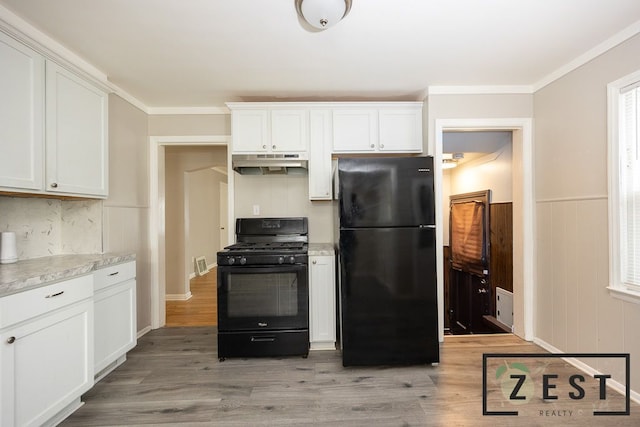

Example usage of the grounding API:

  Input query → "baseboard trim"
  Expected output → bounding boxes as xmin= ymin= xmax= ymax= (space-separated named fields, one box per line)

xmin=533 ymin=337 xmax=640 ymax=405
xmin=189 ymin=262 xmax=217 ymax=280
xmin=137 ymin=325 xmax=152 ymax=337
xmin=165 ymin=292 xmax=193 ymax=301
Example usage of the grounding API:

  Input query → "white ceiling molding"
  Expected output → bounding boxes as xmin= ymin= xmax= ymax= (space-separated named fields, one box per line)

xmin=427 ymin=85 xmax=533 ymax=95
xmin=532 ymin=18 xmax=640 ymax=92
xmin=147 ymin=106 xmax=230 ymax=115
xmin=0 ymin=4 xmax=148 ymax=113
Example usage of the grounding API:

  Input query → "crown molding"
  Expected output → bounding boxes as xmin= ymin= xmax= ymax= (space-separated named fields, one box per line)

xmin=427 ymin=85 xmax=533 ymax=95
xmin=0 ymin=4 xmax=148 ymax=113
xmin=533 ymin=18 xmax=640 ymax=92
xmin=146 ymin=106 xmax=230 ymax=115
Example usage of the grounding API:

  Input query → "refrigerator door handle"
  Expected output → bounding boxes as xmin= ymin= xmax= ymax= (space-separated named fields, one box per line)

xmin=420 ymin=225 xmax=436 ymax=229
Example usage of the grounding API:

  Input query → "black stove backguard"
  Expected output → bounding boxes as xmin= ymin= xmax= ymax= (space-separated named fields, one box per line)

xmin=217 ymin=217 xmax=309 ymax=360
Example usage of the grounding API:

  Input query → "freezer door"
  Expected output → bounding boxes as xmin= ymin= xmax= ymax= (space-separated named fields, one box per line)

xmin=339 ymin=227 xmax=439 ymax=366
xmin=338 ymin=157 xmax=435 ymax=228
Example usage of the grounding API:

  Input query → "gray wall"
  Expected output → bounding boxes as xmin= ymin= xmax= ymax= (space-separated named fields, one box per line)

xmin=164 ymin=146 xmax=227 ymax=296
xmin=103 ymin=93 xmax=151 ymax=333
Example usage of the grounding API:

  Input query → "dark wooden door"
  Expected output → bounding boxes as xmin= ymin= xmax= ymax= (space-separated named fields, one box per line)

xmin=449 ymin=269 xmax=492 ymax=334
xmin=448 ymin=190 xmax=491 ymax=334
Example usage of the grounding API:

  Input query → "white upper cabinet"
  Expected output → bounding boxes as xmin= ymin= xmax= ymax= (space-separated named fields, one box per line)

xmin=46 ymin=62 xmax=108 ymax=197
xmin=378 ymin=107 xmax=423 ymax=152
xmin=230 ymin=109 xmax=269 ymax=152
xmin=332 ymin=103 xmax=423 ymax=153
xmin=271 ymin=109 xmax=308 ymax=152
xmin=308 ymin=110 xmax=333 ymax=200
xmin=332 ymin=109 xmax=378 ymax=152
xmin=228 ymin=104 xmax=308 ymax=154
xmin=0 ymin=33 xmax=109 ymax=198
xmin=0 ymin=32 xmax=44 ymax=191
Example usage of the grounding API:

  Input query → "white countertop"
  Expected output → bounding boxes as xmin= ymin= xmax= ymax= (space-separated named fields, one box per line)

xmin=0 ymin=253 xmax=136 ymax=298
xmin=308 ymin=243 xmax=335 ymax=256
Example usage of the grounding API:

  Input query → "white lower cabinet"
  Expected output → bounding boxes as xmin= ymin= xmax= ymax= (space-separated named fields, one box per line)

xmin=0 ymin=275 xmax=94 ymax=427
xmin=309 ymin=254 xmax=336 ymax=350
xmin=93 ymin=261 xmax=137 ymax=380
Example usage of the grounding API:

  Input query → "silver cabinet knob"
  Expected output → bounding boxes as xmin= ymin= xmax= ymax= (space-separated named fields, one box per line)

xmin=272 ymin=145 xmax=276 ymax=150
xmin=380 ymin=144 xmax=384 ymax=149
xmin=50 ymin=183 xmax=58 ymax=188
xmin=312 ymin=260 xmax=317 ymax=264
xmin=262 ymin=144 xmax=267 ymax=149
xmin=7 ymin=336 xmax=15 ymax=344
xmin=370 ymin=144 xmax=375 ymax=148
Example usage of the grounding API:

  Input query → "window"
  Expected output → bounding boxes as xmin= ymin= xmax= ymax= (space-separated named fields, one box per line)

xmin=608 ymin=70 xmax=640 ymax=303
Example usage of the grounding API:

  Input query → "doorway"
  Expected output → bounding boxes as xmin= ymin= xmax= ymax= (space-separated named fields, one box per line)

xmin=442 ymin=131 xmax=514 ymax=335
xmin=149 ymin=136 xmax=233 ymax=329
xmin=434 ymin=119 xmax=534 ymax=342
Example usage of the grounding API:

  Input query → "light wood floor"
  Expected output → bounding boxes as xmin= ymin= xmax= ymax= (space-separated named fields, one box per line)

xmin=166 ymin=268 xmax=217 ymax=327
xmin=60 ymin=330 xmax=640 ymax=426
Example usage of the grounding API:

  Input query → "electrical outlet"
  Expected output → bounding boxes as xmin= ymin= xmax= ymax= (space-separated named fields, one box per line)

xmin=253 ymin=205 xmax=260 ymax=215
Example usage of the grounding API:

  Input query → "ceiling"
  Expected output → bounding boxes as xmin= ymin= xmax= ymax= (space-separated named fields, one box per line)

xmin=1 ymin=0 xmax=640 ymax=110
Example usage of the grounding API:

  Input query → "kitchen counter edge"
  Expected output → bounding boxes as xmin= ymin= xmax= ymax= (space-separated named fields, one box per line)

xmin=0 ymin=253 xmax=136 ymax=298
xmin=308 ymin=243 xmax=335 ymax=256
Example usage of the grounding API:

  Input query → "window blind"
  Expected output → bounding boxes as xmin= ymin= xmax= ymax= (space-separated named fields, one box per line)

xmin=450 ymin=201 xmax=485 ymax=271
xmin=621 ymin=86 xmax=640 ymax=287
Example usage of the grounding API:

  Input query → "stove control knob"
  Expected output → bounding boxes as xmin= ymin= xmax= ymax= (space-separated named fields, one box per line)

xmin=240 ymin=257 xmax=247 ymax=265
xmin=288 ymin=256 xmax=296 ymax=264
xmin=227 ymin=257 xmax=235 ymax=265
xmin=278 ymin=256 xmax=284 ymax=264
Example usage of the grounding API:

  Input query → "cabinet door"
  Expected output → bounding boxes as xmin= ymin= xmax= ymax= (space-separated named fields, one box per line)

xmin=0 ymin=32 xmax=44 ymax=191
xmin=378 ymin=108 xmax=423 ymax=153
xmin=332 ymin=109 xmax=378 ymax=152
xmin=308 ymin=110 xmax=332 ymax=200
xmin=94 ymin=279 xmax=137 ymax=375
xmin=309 ymin=255 xmax=336 ymax=349
xmin=45 ymin=61 xmax=108 ymax=197
xmin=0 ymin=300 xmax=93 ymax=427
xmin=231 ymin=109 xmax=269 ymax=153
xmin=271 ymin=109 xmax=308 ymax=152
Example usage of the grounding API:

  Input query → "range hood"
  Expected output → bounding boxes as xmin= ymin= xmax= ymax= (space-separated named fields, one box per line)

xmin=232 ymin=154 xmax=308 ymax=175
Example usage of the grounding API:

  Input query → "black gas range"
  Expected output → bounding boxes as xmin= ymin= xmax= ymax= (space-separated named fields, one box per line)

xmin=217 ymin=241 xmax=308 ymax=266
xmin=216 ymin=217 xmax=309 ymax=360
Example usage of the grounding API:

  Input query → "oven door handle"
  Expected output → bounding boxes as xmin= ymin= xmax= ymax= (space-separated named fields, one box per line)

xmin=251 ymin=336 xmax=276 ymax=343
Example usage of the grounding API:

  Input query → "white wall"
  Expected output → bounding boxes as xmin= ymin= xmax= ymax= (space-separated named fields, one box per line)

xmin=442 ymin=143 xmax=513 ymax=246
xmin=449 ymin=145 xmax=513 ymax=202
xmin=534 ymin=33 xmax=640 ymax=393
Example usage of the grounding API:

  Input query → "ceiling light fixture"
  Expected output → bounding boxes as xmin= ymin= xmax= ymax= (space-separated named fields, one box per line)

xmin=442 ymin=152 xmax=464 ymax=169
xmin=442 ymin=159 xmax=458 ymax=169
xmin=295 ymin=0 xmax=352 ymax=30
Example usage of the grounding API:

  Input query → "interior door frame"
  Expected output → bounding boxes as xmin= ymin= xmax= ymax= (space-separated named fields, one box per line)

xmin=149 ymin=135 xmax=233 ymax=329
xmin=434 ymin=118 xmax=534 ymax=342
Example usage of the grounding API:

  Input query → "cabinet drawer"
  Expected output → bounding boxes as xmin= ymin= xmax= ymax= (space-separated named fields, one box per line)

xmin=94 ymin=261 xmax=136 ymax=292
xmin=0 ymin=274 xmax=93 ymax=329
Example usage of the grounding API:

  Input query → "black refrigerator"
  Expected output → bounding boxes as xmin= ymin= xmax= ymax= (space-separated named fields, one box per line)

xmin=338 ymin=156 xmax=439 ymax=366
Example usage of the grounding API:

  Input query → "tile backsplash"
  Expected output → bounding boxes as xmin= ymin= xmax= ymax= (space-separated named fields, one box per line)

xmin=0 ymin=196 xmax=102 ymax=260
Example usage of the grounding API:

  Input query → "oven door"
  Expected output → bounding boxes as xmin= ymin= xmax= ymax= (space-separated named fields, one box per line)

xmin=217 ymin=264 xmax=308 ymax=331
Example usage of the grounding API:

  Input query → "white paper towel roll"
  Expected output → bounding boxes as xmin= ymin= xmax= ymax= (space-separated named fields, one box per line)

xmin=0 ymin=231 xmax=18 ymax=264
